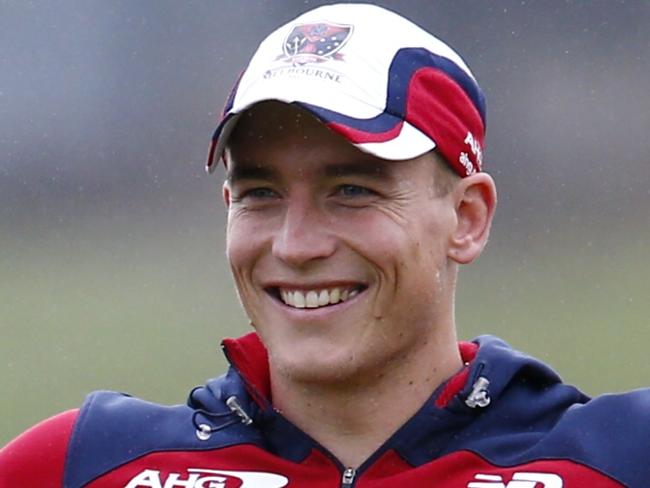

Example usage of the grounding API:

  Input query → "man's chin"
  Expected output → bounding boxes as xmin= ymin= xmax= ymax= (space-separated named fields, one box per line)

xmin=271 ymin=348 xmax=362 ymax=385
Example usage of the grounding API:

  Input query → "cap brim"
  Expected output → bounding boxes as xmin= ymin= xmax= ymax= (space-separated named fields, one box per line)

xmin=205 ymin=101 xmax=435 ymax=173
xmin=206 ymin=113 xmax=242 ymax=173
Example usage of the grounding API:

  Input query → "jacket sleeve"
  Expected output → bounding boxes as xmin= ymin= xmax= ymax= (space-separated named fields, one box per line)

xmin=0 ymin=409 xmax=78 ymax=487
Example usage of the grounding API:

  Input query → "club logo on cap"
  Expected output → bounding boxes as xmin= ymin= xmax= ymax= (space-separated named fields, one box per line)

xmin=280 ymin=22 xmax=353 ymax=66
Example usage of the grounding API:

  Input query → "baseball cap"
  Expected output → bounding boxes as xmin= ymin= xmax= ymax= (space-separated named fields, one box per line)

xmin=206 ymin=3 xmax=486 ymax=177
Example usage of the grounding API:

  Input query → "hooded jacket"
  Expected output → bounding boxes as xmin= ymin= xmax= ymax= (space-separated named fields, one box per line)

xmin=1 ymin=333 xmax=648 ymax=487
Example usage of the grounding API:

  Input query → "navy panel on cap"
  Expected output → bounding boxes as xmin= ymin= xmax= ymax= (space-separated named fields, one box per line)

xmin=296 ymin=48 xmax=486 ymax=135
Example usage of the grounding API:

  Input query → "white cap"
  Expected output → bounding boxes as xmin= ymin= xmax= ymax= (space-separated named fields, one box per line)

xmin=207 ymin=3 xmax=486 ymax=177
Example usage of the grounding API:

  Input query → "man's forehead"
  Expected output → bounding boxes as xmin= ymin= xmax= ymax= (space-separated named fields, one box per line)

xmin=225 ymin=154 xmax=397 ymax=183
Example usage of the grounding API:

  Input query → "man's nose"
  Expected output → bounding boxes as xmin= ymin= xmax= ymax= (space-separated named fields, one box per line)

xmin=272 ymin=197 xmax=337 ymax=267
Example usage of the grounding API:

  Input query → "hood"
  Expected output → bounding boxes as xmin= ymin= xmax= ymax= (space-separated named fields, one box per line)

xmin=187 ymin=333 xmax=588 ymax=465
xmin=190 ymin=333 xmax=573 ymax=413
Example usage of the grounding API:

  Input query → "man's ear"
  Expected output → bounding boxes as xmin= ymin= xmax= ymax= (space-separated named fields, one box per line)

xmin=222 ymin=181 xmax=231 ymax=209
xmin=448 ymin=173 xmax=497 ymax=264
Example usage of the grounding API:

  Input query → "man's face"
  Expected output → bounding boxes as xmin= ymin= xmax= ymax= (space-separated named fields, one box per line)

xmin=224 ymin=102 xmax=459 ymax=384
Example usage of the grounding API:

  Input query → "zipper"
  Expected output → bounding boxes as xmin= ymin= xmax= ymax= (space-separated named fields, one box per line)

xmin=341 ymin=467 xmax=357 ymax=488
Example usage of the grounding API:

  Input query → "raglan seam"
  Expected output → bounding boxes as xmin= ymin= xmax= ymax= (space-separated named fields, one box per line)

xmin=63 ymin=392 xmax=100 ymax=488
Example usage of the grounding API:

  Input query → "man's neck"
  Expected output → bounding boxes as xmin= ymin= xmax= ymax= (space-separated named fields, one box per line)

xmin=269 ymin=331 xmax=463 ymax=468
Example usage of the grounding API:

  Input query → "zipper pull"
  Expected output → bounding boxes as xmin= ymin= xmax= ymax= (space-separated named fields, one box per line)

xmin=226 ymin=396 xmax=253 ymax=425
xmin=341 ymin=467 xmax=356 ymax=488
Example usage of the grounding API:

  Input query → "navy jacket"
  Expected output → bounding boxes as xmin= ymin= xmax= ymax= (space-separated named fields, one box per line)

xmin=1 ymin=333 xmax=648 ymax=487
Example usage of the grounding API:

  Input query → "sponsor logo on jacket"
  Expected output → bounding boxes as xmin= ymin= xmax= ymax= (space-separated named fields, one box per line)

xmin=468 ymin=472 xmax=563 ymax=488
xmin=124 ymin=468 xmax=288 ymax=488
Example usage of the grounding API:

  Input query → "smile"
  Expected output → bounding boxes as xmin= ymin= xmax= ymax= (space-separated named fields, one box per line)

xmin=269 ymin=285 xmax=365 ymax=309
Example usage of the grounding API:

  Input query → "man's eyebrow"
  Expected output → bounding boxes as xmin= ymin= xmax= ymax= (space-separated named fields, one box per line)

xmin=226 ymin=163 xmax=277 ymax=183
xmin=322 ymin=161 xmax=394 ymax=180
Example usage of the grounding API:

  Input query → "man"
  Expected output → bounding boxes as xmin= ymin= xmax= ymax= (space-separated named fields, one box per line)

xmin=1 ymin=4 xmax=648 ymax=487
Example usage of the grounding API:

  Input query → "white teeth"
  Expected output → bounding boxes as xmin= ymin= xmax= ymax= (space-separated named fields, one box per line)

xmin=329 ymin=288 xmax=341 ymax=304
xmin=293 ymin=291 xmax=306 ymax=308
xmin=318 ymin=289 xmax=329 ymax=306
xmin=278 ymin=286 xmax=361 ymax=309
xmin=305 ymin=290 xmax=319 ymax=308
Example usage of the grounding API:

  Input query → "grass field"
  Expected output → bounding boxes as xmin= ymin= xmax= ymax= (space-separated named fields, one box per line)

xmin=1 ymin=211 xmax=649 ymax=445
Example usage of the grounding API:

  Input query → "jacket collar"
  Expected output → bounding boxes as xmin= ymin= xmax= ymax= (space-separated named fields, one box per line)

xmin=191 ymin=333 xmax=567 ymax=465
xmin=220 ymin=332 xmax=482 ymax=410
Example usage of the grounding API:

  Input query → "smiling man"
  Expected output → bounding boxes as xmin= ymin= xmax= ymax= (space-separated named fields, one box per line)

xmin=221 ymin=99 xmax=491 ymax=469
xmin=1 ymin=4 xmax=649 ymax=488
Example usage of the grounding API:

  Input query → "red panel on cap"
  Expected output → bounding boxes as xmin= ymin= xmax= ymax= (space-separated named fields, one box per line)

xmin=311 ymin=68 xmax=485 ymax=177
xmin=325 ymin=119 xmax=405 ymax=144
xmin=406 ymin=67 xmax=485 ymax=176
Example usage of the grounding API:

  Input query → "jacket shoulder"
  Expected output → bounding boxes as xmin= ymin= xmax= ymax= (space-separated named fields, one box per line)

xmin=65 ymin=389 xmax=258 ymax=487
xmin=572 ymin=387 xmax=650 ymax=442
xmin=0 ymin=409 xmax=78 ymax=486
xmin=540 ymin=387 xmax=650 ymax=485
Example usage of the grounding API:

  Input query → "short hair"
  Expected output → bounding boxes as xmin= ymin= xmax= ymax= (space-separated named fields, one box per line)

xmin=428 ymin=150 xmax=461 ymax=197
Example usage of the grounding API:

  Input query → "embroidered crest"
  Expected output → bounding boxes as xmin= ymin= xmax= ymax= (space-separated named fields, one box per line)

xmin=280 ymin=22 xmax=353 ymax=65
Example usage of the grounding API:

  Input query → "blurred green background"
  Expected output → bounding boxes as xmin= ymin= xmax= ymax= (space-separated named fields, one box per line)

xmin=2 ymin=209 xmax=649 ymax=445
xmin=1 ymin=1 xmax=649 ymax=446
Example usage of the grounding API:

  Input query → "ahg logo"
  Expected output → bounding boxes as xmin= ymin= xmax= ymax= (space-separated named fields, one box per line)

xmin=468 ymin=472 xmax=563 ymax=488
xmin=124 ymin=468 xmax=289 ymax=488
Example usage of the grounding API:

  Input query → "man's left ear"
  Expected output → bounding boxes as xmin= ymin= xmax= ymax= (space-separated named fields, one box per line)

xmin=448 ymin=173 xmax=497 ymax=264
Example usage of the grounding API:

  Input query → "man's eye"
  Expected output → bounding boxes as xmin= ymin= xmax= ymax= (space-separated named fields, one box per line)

xmin=336 ymin=184 xmax=373 ymax=197
xmin=242 ymin=187 xmax=277 ymax=199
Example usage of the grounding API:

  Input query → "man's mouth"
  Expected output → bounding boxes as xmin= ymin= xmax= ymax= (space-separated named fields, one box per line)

xmin=268 ymin=285 xmax=366 ymax=309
